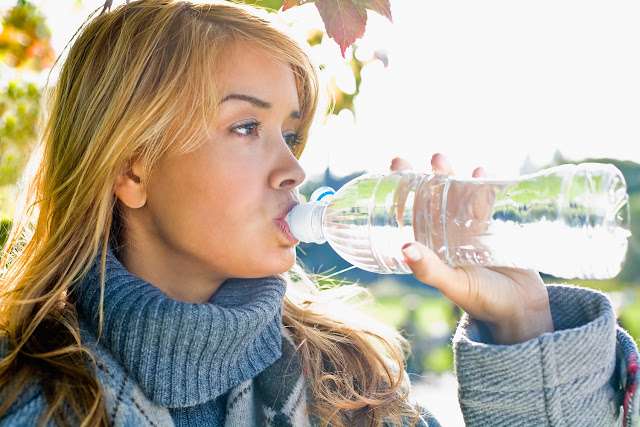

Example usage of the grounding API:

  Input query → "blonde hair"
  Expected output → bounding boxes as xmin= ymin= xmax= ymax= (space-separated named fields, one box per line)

xmin=0 ymin=1 xmax=416 ymax=425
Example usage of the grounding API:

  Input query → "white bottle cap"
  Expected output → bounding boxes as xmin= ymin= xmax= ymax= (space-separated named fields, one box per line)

xmin=286 ymin=202 xmax=326 ymax=244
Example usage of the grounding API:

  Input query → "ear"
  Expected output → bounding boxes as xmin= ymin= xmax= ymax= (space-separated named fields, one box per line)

xmin=114 ymin=161 xmax=146 ymax=209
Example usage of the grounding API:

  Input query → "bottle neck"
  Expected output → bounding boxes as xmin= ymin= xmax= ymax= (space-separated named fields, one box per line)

xmin=308 ymin=202 xmax=327 ymax=243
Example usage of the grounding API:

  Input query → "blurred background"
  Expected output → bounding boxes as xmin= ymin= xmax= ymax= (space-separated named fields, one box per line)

xmin=1 ymin=1 xmax=639 ymax=424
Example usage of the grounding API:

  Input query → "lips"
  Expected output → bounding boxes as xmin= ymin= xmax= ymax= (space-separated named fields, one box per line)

xmin=275 ymin=200 xmax=299 ymax=243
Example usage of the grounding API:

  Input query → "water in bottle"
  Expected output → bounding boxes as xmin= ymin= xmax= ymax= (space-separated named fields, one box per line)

xmin=285 ymin=163 xmax=631 ymax=279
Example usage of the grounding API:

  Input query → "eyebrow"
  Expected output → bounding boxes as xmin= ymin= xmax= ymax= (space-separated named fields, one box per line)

xmin=221 ymin=93 xmax=271 ymax=109
xmin=221 ymin=93 xmax=301 ymax=119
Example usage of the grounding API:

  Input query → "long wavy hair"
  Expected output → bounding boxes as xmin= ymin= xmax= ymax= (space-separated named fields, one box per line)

xmin=0 ymin=1 xmax=416 ymax=425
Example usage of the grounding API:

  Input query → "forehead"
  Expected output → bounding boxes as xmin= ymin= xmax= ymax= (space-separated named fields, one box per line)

xmin=217 ymin=47 xmax=300 ymax=108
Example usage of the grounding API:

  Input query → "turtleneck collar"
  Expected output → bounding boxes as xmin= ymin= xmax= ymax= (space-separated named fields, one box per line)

xmin=74 ymin=248 xmax=286 ymax=408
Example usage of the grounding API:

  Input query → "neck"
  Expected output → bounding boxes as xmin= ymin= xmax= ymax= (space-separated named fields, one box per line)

xmin=76 ymin=247 xmax=287 ymax=407
xmin=118 ymin=223 xmax=226 ymax=303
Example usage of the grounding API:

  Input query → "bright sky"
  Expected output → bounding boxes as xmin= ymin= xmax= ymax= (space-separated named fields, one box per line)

xmin=23 ymin=0 xmax=640 ymax=179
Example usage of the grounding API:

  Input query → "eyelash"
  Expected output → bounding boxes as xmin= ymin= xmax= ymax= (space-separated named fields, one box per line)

xmin=230 ymin=120 xmax=303 ymax=151
xmin=231 ymin=120 xmax=262 ymax=138
xmin=283 ymin=132 xmax=303 ymax=150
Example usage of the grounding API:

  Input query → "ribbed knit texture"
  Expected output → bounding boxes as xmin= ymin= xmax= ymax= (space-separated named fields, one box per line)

xmin=453 ymin=284 xmax=635 ymax=426
xmin=74 ymin=248 xmax=285 ymax=417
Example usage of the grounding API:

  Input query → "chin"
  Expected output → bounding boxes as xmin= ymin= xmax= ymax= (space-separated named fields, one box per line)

xmin=272 ymin=250 xmax=297 ymax=275
xmin=250 ymin=251 xmax=296 ymax=277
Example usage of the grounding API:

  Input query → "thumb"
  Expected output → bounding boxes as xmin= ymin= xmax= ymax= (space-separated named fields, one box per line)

xmin=401 ymin=242 xmax=464 ymax=295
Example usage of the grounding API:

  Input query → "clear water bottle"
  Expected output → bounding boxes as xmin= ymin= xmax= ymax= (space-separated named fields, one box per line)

xmin=286 ymin=163 xmax=631 ymax=279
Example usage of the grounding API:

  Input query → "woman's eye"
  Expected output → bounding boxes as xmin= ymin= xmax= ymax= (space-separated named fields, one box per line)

xmin=283 ymin=132 xmax=302 ymax=150
xmin=231 ymin=121 xmax=261 ymax=137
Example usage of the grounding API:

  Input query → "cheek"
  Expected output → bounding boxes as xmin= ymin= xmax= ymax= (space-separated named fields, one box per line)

xmin=201 ymin=206 xmax=297 ymax=278
xmin=152 ymin=172 xmax=263 ymax=242
xmin=144 ymin=151 xmax=293 ymax=276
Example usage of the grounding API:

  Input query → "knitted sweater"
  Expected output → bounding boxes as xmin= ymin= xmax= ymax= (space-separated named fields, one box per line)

xmin=1 ymin=249 xmax=638 ymax=426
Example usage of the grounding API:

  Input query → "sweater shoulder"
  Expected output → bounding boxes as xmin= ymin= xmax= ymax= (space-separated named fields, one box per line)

xmin=0 ymin=329 xmax=173 ymax=427
xmin=80 ymin=325 xmax=175 ymax=426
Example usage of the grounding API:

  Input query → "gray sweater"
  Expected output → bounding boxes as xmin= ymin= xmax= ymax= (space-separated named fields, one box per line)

xmin=1 ymin=249 xmax=638 ymax=426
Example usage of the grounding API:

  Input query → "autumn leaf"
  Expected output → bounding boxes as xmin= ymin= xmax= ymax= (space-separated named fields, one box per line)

xmin=355 ymin=0 xmax=392 ymax=22
xmin=315 ymin=0 xmax=367 ymax=57
xmin=236 ymin=0 xmax=393 ymax=57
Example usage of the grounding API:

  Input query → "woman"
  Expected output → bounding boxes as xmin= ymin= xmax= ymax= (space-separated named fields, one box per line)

xmin=0 ymin=1 xmax=637 ymax=426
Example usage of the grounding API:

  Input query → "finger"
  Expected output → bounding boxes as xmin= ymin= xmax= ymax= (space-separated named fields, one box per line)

xmin=431 ymin=153 xmax=454 ymax=175
xmin=472 ymin=166 xmax=487 ymax=178
xmin=401 ymin=242 xmax=465 ymax=295
xmin=470 ymin=185 xmax=495 ymax=223
xmin=390 ymin=157 xmax=412 ymax=171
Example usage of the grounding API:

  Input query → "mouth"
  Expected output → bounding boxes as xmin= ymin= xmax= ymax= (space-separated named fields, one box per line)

xmin=275 ymin=200 xmax=299 ymax=243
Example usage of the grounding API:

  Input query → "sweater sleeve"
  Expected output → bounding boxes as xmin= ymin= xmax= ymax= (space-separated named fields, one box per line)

xmin=453 ymin=284 xmax=639 ymax=427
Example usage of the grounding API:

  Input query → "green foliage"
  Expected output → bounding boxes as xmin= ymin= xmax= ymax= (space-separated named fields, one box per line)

xmin=0 ymin=0 xmax=50 ymax=188
xmin=367 ymin=296 xmax=454 ymax=334
xmin=0 ymin=0 xmax=55 ymax=70
xmin=324 ymin=46 xmax=388 ymax=116
xmin=544 ymin=157 xmax=640 ymax=285
xmin=306 ymin=28 xmax=324 ymax=47
xmin=0 ymin=185 xmax=16 ymax=252
xmin=424 ymin=345 xmax=453 ymax=374
xmin=237 ymin=0 xmax=284 ymax=12
xmin=619 ymin=295 xmax=640 ymax=342
xmin=620 ymin=193 xmax=640 ymax=284
xmin=0 ymin=79 xmax=40 ymax=186
xmin=366 ymin=294 xmax=456 ymax=372
xmin=0 ymin=184 xmax=16 ymax=220
xmin=554 ymin=153 xmax=640 ymax=194
xmin=0 ymin=218 xmax=10 ymax=250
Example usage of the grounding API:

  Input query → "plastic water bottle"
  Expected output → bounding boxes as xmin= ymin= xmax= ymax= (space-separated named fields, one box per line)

xmin=286 ymin=163 xmax=631 ymax=279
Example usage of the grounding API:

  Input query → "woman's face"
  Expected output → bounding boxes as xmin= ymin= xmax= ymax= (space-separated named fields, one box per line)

xmin=126 ymin=48 xmax=306 ymax=301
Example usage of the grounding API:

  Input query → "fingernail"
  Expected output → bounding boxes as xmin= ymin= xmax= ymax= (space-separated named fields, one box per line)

xmin=472 ymin=166 xmax=487 ymax=178
xmin=402 ymin=243 xmax=422 ymax=262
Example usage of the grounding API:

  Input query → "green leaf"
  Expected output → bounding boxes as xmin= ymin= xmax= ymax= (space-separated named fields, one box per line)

xmin=306 ymin=28 xmax=324 ymax=46
xmin=232 ymin=0 xmax=285 ymax=12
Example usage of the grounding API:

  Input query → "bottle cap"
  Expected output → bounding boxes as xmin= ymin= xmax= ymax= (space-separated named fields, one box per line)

xmin=286 ymin=187 xmax=334 ymax=244
xmin=310 ymin=186 xmax=335 ymax=203
xmin=286 ymin=202 xmax=326 ymax=243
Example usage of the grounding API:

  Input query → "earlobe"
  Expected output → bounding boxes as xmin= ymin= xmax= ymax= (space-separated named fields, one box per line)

xmin=114 ymin=163 xmax=146 ymax=209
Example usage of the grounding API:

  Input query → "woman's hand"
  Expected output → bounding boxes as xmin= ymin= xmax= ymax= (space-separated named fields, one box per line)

xmin=391 ymin=154 xmax=554 ymax=345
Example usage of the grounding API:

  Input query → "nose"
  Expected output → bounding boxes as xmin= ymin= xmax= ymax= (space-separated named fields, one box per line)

xmin=269 ymin=142 xmax=306 ymax=190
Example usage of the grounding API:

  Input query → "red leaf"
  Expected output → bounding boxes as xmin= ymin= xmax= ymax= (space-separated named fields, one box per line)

xmin=282 ymin=0 xmax=301 ymax=11
xmin=315 ymin=0 xmax=367 ymax=57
